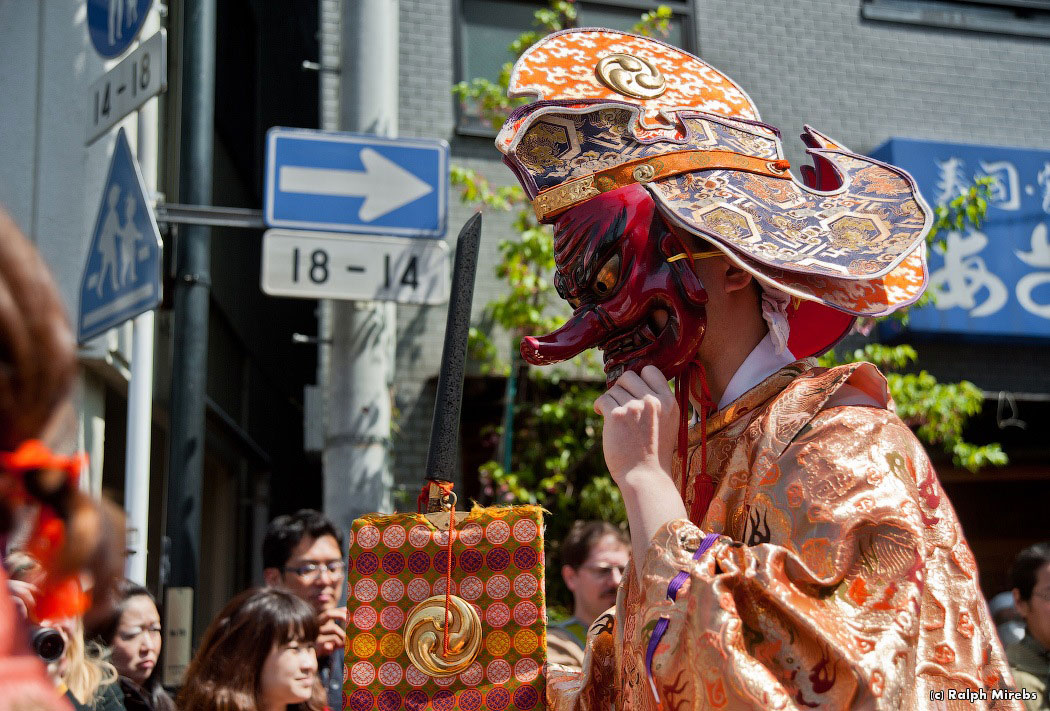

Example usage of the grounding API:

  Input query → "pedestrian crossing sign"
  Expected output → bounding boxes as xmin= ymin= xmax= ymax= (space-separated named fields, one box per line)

xmin=78 ymin=127 xmax=162 ymax=343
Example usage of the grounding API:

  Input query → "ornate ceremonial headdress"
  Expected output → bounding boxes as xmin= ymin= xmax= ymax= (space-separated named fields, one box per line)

xmin=496 ymin=28 xmax=931 ymax=377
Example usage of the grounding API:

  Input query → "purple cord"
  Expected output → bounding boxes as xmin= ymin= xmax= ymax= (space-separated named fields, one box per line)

xmin=646 ymin=531 xmax=721 ymax=705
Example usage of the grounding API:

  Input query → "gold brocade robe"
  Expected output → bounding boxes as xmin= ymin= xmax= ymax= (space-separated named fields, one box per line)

xmin=547 ymin=360 xmax=1021 ymax=711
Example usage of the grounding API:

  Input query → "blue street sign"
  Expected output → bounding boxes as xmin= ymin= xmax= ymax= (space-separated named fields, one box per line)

xmin=78 ymin=128 xmax=162 ymax=343
xmin=872 ymin=139 xmax=1050 ymax=340
xmin=264 ymin=128 xmax=449 ymax=238
xmin=87 ymin=0 xmax=154 ymax=58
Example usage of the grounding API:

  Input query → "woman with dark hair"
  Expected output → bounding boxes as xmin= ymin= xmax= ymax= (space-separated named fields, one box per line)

xmin=94 ymin=581 xmax=173 ymax=711
xmin=177 ymin=588 xmax=325 ymax=711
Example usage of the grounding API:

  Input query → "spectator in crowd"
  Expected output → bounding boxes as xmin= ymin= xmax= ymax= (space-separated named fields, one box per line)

xmin=262 ymin=510 xmax=346 ymax=710
xmin=178 ymin=587 xmax=324 ymax=711
xmin=1007 ymin=542 xmax=1050 ymax=711
xmin=547 ymin=521 xmax=630 ymax=669
xmin=990 ymin=590 xmax=1028 ymax=647
xmin=8 ymin=552 xmax=124 ymax=711
xmin=93 ymin=581 xmax=174 ymax=711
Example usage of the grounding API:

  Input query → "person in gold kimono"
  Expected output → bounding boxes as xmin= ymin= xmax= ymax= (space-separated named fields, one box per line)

xmin=494 ymin=28 xmax=1022 ymax=710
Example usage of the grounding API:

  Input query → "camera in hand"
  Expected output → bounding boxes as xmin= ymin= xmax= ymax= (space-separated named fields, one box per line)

xmin=31 ymin=626 xmax=64 ymax=663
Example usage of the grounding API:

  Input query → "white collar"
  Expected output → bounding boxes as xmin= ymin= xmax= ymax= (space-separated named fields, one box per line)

xmin=717 ymin=333 xmax=796 ymax=409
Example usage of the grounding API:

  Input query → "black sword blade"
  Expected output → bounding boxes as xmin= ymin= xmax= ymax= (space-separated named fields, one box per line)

xmin=424 ymin=211 xmax=482 ymax=486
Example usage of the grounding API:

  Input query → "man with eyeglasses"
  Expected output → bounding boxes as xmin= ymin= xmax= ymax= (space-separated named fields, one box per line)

xmin=1007 ymin=542 xmax=1050 ymax=711
xmin=548 ymin=521 xmax=630 ymax=669
xmin=263 ymin=509 xmax=346 ymax=710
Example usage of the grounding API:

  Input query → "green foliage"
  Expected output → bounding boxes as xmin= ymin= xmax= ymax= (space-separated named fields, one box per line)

xmin=634 ymin=6 xmax=673 ymax=37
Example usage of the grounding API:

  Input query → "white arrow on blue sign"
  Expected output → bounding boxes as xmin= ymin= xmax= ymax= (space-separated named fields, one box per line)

xmin=78 ymin=127 xmax=162 ymax=343
xmin=264 ymin=128 xmax=449 ymax=238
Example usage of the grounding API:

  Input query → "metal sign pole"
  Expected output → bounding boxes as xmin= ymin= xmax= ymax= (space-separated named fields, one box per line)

xmin=124 ymin=4 xmax=160 ymax=583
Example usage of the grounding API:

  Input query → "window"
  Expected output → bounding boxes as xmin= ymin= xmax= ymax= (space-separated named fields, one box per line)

xmin=861 ymin=0 xmax=1050 ymax=38
xmin=456 ymin=0 xmax=696 ymax=136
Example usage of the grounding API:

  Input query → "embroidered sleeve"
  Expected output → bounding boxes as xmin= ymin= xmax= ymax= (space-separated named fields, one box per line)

xmin=632 ymin=408 xmax=1019 ymax=711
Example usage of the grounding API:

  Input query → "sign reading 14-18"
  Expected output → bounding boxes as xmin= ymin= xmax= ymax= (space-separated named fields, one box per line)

xmin=264 ymin=128 xmax=449 ymax=238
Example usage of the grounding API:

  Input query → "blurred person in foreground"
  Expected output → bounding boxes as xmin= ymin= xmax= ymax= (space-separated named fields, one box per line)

xmin=93 ymin=581 xmax=174 ymax=711
xmin=262 ymin=510 xmax=345 ymax=710
xmin=548 ymin=521 xmax=629 ymax=669
xmin=0 ymin=208 xmax=124 ymax=711
xmin=1007 ymin=543 xmax=1050 ymax=711
xmin=8 ymin=553 xmax=123 ymax=711
xmin=177 ymin=587 xmax=324 ymax=711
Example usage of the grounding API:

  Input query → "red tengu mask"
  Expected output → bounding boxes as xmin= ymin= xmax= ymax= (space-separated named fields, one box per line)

xmin=520 ymin=184 xmax=709 ymax=385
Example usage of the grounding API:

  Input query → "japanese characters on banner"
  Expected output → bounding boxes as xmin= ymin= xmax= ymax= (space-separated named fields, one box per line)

xmin=871 ymin=138 xmax=1050 ymax=337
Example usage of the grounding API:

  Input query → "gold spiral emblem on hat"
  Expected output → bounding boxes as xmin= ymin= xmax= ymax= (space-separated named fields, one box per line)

xmin=403 ymin=595 xmax=482 ymax=675
xmin=595 ymin=53 xmax=666 ymax=99
xmin=632 ymin=164 xmax=657 ymax=183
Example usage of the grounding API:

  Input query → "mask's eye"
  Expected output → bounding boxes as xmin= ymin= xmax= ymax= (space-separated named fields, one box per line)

xmin=592 ymin=252 xmax=621 ymax=297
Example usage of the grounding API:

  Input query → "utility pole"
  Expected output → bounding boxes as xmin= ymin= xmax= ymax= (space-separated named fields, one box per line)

xmin=125 ymin=5 xmax=161 ymax=586
xmin=323 ymin=0 xmax=399 ymax=531
xmin=165 ymin=0 xmax=216 ymax=632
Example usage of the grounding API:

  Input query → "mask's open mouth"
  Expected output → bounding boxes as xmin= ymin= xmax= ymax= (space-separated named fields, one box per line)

xmin=602 ymin=306 xmax=671 ymax=381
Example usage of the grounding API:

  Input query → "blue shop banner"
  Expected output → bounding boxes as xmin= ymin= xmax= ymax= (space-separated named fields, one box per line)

xmin=871 ymin=138 xmax=1050 ymax=339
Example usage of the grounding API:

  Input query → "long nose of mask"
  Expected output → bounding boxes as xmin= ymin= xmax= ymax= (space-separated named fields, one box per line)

xmin=520 ymin=307 xmax=608 ymax=366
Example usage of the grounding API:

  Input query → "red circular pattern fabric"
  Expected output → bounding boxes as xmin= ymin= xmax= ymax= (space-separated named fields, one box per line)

xmin=433 ymin=549 xmax=456 ymax=574
xmin=513 ymin=546 xmax=538 ymax=570
xmin=348 ymin=689 xmax=372 ymax=711
xmin=514 ymin=657 xmax=540 ymax=683
xmin=380 ymin=578 xmax=404 ymax=602
xmin=357 ymin=525 xmax=380 ymax=549
xmin=513 ymin=573 xmax=539 ymax=598
xmin=378 ymin=662 xmax=403 ymax=687
xmin=352 ymin=605 xmax=377 ymax=631
xmin=486 ymin=602 xmax=511 ymax=628
xmin=486 ymin=687 xmax=511 ymax=711
xmin=433 ymin=690 xmax=455 ymax=711
xmin=382 ymin=524 xmax=406 ymax=548
xmin=513 ymin=684 xmax=540 ymax=710
xmin=353 ymin=578 xmax=378 ymax=603
xmin=376 ymin=689 xmax=401 ymax=711
xmin=381 ymin=551 xmax=405 ymax=575
xmin=487 ymin=547 xmax=510 ymax=572
xmin=458 ymin=661 xmax=484 ymax=686
xmin=407 ymin=550 xmax=430 ymax=575
xmin=404 ymin=690 xmax=427 ymax=710
xmin=460 ymin=689 xmax=483 ymax=711
xmin=404 ymin=666 xmax=428 ymax=688
xmin=406 ymin=578 xmax=430 ymax=602
xmin=459 ymin=576 xmax=483 ymax=601
xmin=459 ymin=548 xmax=483 ymax=573
xmin=408 ymin=525 xmax=431 ymax=548
xmin=380 ymin=606 xmax=404 ymax=631
xmin=513 ymin=600 xmax=539 ymax=627
xmin=459 ymin=523 xmax=484 ymax=545
xmin=345 ymin=510 xmax=545 ymax=708
xmin=350 ymin=661 xmax=376 ymax=686
xmin=486 ymin=659 xmax=512 ymax=685
xmin=356 ymin=552 xmax=379 ymax=575
xmin=512 ymin=519 xmax=538 ymax=543
xmin=486 ymin=574 xmax=511 ymax=599
xmin=432 ymin=578 xmax=457 ymax=596
xmin=486 ymin=520 xmax=511 ymax=544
